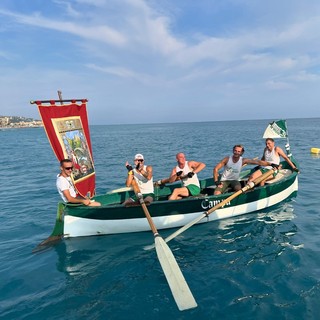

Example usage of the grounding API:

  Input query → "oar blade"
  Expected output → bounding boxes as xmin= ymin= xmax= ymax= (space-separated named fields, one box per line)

xmin=154 ymin=236 xmax=197 ymax=311
xmin=32 ymin=235 xmax=62 ymax=253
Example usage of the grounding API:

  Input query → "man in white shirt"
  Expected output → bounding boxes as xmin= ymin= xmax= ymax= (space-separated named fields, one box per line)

xmin=56 ymin=159 xmax=100 ymax=206
xmin=124 ymin=153 xmax=154 ymax=205
xmin=168 ymin=152 xmax=206 ymax=200
xmin=213 ymin=145 xmax=271 ymax=194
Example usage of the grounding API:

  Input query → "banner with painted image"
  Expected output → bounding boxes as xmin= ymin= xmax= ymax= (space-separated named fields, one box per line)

xmin=37 ymin=100 xmax=96 ymax=198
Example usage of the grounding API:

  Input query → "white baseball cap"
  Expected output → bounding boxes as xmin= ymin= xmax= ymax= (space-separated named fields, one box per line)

xmin=134 ymin=153 xmax=144 ymax=160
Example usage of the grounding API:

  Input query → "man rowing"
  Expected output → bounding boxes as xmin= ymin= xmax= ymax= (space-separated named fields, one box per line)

xmin=213 ymin=144 xmax=271 ymax=195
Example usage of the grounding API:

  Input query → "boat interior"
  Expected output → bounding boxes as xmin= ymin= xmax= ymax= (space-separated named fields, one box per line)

xmin=199 ymin=165 xmax=294 ymax=196
xmin=88 ymin=162 xmax=297 ymax=206
xmin=153 ymin=165 xmax=295 ymax=201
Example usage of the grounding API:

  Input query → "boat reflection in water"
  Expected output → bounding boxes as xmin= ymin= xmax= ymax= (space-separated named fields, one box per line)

xmin=216 ymin=200 xmax=296 ymax=230
xmin=310 ymin=153 xmax=320 ymax=159
xmin=55 ymin=200 xmax=299 ymax=279
xmin=213 ymin=200 xmax=303 ymax=263
xmin=55 ymin=231 xmax=152 ymax=277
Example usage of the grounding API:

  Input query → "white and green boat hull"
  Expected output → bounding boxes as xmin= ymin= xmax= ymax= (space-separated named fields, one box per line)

xmin=50 ymin=165 xmax=298 ymax=238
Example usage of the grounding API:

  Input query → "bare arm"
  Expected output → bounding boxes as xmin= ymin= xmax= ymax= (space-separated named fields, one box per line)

xmin=168 ymin=168 xmax=178 ymax=183
xmin=189 ymin=160 xmax=206 ymax=174
xmin=276 ymin=147 xmax=298 ymax=170
xmin=155 ymin=169 xmax=181 ymax=186
xmin=127 ymin=164 xmax=153 ymax=187
xmin=62 ymin=189 xmax=90 ymax=205
xmin=213 ymin=157 xmax=228 ymax=182
xmin=137 ymin=165 xmax=153 ymax=180
xmin=125 ymin=170 xmax=134 ymax=187
xmin=242 ymin=158 xmax=270 ymax=166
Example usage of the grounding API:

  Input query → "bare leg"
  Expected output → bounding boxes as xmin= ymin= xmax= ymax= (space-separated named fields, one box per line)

xmin=248 ymin=170 xmax=262 ymax=183
xmin=88 ymin=201 xmax=101 ymax=207
xmin=123 ymin=198 xmax=136 ymax=207
xmin=144 ymin=196 xmax=154 ymax=205
xmin=168 ymin=187 xmax=190 ymax=200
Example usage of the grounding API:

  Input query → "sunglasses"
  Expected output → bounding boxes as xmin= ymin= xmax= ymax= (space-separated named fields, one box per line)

xmin=64 ymin=167 xmax=73 ymax=170
xmin=135 ymin=159 xmax=144 ymax=162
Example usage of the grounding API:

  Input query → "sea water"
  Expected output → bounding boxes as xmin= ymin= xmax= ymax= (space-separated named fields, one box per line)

xmin=0 ymin=118 xmax=320 ymax=319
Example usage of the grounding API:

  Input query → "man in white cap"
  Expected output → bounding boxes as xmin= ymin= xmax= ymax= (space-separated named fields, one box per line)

xmin=124 ymin=153 xmax=154 ymax=205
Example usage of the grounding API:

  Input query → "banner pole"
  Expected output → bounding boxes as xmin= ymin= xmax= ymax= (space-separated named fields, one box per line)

xmin=58 ymin=90 xmax=64 ymax=105
xmin=30 ymin=99 xmax=88 ymax=105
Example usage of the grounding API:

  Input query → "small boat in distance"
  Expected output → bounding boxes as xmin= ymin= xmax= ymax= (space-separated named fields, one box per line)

xmin=32 ymin=98 xmax=299 ymax=240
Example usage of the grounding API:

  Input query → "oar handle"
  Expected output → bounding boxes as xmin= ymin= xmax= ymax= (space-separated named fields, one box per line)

xmin=155 ymin=172 xmax=188 ymax=186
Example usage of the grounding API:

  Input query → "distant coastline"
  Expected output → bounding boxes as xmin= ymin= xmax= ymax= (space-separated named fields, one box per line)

xmin=0 ymin=115 xmax=43 ymax=129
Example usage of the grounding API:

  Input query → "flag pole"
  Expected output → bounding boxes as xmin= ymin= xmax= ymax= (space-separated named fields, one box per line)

xmin=284 ymin=120 xmax=292 ymax=158
xmin=58 ymin=90 xmax=64 ymax=105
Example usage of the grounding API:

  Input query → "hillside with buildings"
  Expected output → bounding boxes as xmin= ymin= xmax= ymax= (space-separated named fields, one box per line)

xmin=0 ymin=116 xmax=43 ymax=128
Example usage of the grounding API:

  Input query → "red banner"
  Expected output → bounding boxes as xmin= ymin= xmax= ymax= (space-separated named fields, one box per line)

xmin=37 ymin=100 xmax=96 ymax=198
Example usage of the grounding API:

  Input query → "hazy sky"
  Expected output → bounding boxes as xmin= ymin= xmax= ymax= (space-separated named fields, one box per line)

xmin=1 ymin=0 xmax=320 ymax=124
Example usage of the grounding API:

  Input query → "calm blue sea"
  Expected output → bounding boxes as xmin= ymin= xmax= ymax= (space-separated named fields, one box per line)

xmin=1 ymin=118 xmax=320 ymax=320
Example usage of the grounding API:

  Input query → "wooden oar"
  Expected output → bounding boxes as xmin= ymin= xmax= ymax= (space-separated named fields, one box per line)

xmin=163 ymin=168 xmax=276 ymax=244
xmin=154 ymin=171 xmax=186 ymax=186
xmin=131 ymin=179 xmax=197 ymax=311
xmin=32 ymin=202 xmax=65 ymax=253
xmin=241 ymin=156 xmax=258 ymax=169
xmin=106 ymin=186 xmax=133 ymax=194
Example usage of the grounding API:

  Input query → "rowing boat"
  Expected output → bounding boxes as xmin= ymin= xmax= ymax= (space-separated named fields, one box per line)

xmin=50 ymin=165 xmax=298 ymax=238
xmin=31 ymin=98 xmax=298 ymax=239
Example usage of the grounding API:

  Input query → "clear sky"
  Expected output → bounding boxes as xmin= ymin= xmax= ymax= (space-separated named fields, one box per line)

xmin=1 ymin=0 xmax=320 ymax=124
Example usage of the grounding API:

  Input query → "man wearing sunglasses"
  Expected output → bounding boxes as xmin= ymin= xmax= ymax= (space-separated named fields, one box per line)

xmin=124 ymin=153 xmax=154 ymax=206
xmin=56 ymin=159 xmax=101 ymax=206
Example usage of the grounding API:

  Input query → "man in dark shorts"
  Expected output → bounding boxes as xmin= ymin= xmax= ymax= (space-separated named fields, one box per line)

xmin=213 ymin=145 xmax=270 ymax=195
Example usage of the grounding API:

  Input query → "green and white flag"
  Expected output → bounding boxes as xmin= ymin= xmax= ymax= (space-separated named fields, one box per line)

xmin=263 ymin=120 xmax=288 ymax=139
